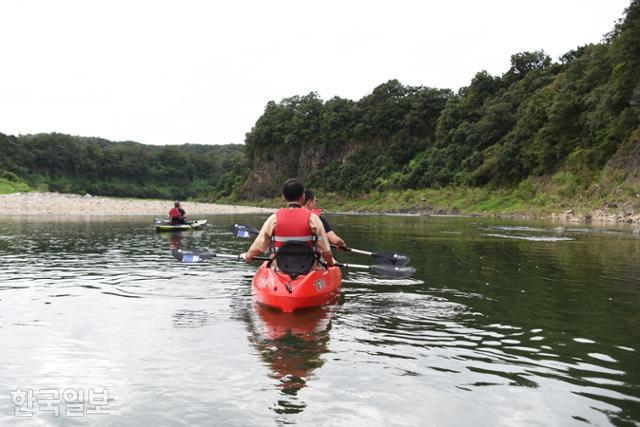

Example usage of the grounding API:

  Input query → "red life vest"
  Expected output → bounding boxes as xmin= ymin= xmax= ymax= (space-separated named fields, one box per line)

xmin=311 ymin=208 xmax=322 ymax=217
xmin=273 ymin=207 xmax=315 ymax=249
xmin=169 ymin=207 xmax=181 ymax=219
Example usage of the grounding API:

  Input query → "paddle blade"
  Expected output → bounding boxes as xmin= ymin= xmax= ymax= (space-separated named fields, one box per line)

xmin=232 ymin=223 xmax=259 ymax=238
xmin=372 ymin=251 xmax=410 ymax=266
xmin=171 ymin=248 xmax=214 ymax=263
xmin=369 ymin=264 xmax=416 ymax=279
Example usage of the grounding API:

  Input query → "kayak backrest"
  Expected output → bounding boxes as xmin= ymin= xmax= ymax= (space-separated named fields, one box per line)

xmin=274 ymin=241 xmax=316 ymax=277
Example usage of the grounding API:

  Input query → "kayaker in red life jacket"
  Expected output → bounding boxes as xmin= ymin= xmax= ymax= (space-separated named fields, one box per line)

xmin=241 ymin=179 xmax=336 ymax=266
xmin=303 ymin=189 xmax=346 ymax=249
xmin=169 ymin=201 xmax=187 ymax=225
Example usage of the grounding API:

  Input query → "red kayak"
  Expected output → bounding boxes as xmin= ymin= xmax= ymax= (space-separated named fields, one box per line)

xmin=252 ymin=262 xmax=342 ymax=312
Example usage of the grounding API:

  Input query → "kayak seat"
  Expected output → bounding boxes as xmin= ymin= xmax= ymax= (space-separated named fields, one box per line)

xmin=274 ymin=241 xmax=317 ymax=278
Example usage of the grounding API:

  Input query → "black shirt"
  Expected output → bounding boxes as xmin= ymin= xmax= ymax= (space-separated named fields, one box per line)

xmin=319 ymin=215 xmax=333 ymax=233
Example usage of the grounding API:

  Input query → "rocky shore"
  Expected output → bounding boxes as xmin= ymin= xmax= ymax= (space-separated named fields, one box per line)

xmin=0 ymin=192 xmax=273 ymax=216
xmin=413 ymin=207 xmax=640 ymax=225
xmin=546 ymin=208 xmax=640 ymax=225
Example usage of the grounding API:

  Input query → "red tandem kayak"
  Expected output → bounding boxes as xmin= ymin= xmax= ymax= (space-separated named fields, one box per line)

xmin=252 ymin=262 xmax=342 ymax=313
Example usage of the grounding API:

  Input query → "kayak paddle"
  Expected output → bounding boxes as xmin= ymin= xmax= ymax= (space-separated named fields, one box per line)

xmin=171 ymin=248 xmax=416 ymax=279
xmin=344 ymin=262 xmax=416 ymax=279
xmin=342 ymin=248 xmax=410 ymax=266
xmin=231 ymin=223 xmax=410 ymax=266
xmin=171 ymin=248 xmax=270 ymax=263
xmin=232 ymin=223 xmax=260 ymax=238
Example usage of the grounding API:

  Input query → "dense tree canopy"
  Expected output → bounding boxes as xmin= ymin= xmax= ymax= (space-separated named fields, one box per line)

xmin=0 ymin=133 xmax=247 ymax=200
xmin=243 ymin=81 xmax=453 ymax=195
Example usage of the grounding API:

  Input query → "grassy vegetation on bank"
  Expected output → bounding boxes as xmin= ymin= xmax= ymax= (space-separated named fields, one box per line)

xmin=0 ymin=171 xmax=32 ymax=195
xmin=216 ymin=172 xmax=640 ymax=218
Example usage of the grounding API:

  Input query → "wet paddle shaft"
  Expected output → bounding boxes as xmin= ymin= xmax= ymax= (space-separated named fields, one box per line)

xmin=171 ymin=248 xmax=416 ymax=279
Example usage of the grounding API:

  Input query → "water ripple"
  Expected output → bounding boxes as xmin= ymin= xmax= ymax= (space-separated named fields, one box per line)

xmin=0 ymin=216 xmax=638 ymax=426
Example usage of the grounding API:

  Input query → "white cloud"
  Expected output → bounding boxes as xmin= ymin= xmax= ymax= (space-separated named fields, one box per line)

xmin=0 ymin=0 xmax=630 ymax=145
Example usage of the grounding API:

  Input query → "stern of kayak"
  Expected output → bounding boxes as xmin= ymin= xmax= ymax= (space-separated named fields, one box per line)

xmin=252 ymin=263 xmax=342 ymax=313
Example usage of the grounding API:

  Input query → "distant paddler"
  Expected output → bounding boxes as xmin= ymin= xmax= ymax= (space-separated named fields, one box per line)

xmin=169 ymin=201 xmax=187 ymax=225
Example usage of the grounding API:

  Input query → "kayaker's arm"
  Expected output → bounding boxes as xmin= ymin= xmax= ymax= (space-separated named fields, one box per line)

xmin=242 ymin=214 xmax=276 ymax=263
xmin=322 ymin=251 xmax=335 ymax=266
xmin=327 ymin=231 xmax=346 ymax=249
xmin=318 ymin=214 xmax=346 ymax=249
xmin=309 ymin=213 xmax=331 ymax=253
xmin=309 ymin=213 xmax=336 ymax=266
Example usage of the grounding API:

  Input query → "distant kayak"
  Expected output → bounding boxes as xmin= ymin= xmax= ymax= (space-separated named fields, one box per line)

xmin=252 ymin=262 xmax=342 ymax=312
xmin=154 ymin=219 xmax=208 ymax=232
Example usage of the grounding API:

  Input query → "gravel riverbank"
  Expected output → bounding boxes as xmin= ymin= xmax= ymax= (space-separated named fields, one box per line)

xmin=0 ymin=192 xmax=274 ymax=216
xmin=1 ymin=192 xmax=638 ymax=229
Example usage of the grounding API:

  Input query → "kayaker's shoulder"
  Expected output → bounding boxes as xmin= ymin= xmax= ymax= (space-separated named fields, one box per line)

xmin=265 ymin=213 xmax=277 ymax=224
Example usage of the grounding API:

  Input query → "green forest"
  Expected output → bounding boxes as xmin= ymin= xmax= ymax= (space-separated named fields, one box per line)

xmin=243 ymin=0 xmax=639 ymax=205
xmin=0 ymin=133 xmax=248 ymax=200
xmin=1 ymin=0 xmax=639 ymax=214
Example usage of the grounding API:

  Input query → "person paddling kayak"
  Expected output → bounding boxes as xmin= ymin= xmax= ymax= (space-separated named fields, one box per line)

xmin=241 ymin=179 xmax=336 ymax=267
xmin=169 ymin=201 xmax=187 ymax=225
xmin=303 ymin=189 xmax=346 ymax=249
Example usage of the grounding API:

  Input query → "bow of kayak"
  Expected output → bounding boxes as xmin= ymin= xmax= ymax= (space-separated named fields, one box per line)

xmin=252 ymin=262 xmax=342 ymax=312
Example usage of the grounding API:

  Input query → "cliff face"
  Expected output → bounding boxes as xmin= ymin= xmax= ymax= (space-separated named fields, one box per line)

xmin=241 ymin=140 xmax=367 ymax=198
xmin=242 ymin=145 xmax=291 ymax=199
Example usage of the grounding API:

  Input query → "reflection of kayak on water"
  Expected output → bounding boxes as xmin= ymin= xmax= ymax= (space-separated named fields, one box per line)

xmin=253 ymin=303 xmax=333 ymax=340
xmin=154 ymin=219 xmax=207 ymax=232
xmin=249 ymin=304 xmax=334 ymax=409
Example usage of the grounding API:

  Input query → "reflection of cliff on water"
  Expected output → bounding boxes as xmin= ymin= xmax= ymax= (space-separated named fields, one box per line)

xmin=246 ymin=303 xmax=334 ymax=415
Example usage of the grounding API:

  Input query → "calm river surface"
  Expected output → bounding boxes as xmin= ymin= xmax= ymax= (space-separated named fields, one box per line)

xmin=0 ymin=214 xmax=639 ymax=426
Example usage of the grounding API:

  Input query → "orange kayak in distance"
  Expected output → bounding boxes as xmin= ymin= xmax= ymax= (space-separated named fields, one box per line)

xmin=252 ymin=262 xmax=342 ymax=312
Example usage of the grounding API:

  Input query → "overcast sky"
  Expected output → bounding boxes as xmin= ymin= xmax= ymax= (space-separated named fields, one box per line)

xmin=0 ymin=0 xmax=631 ymax=146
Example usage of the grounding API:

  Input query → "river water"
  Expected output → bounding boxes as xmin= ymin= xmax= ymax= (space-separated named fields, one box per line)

xmin=0 ymin=214 xmax=638 ymax=426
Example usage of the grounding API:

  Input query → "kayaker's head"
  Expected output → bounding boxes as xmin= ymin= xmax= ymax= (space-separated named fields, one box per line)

xmin=174 ymin=201 xmax=181 ymax=208
xmin=303 ymin=189 xmax=316 ymax=210
xmin=282 ymin=179 xmax=305 ymax=205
